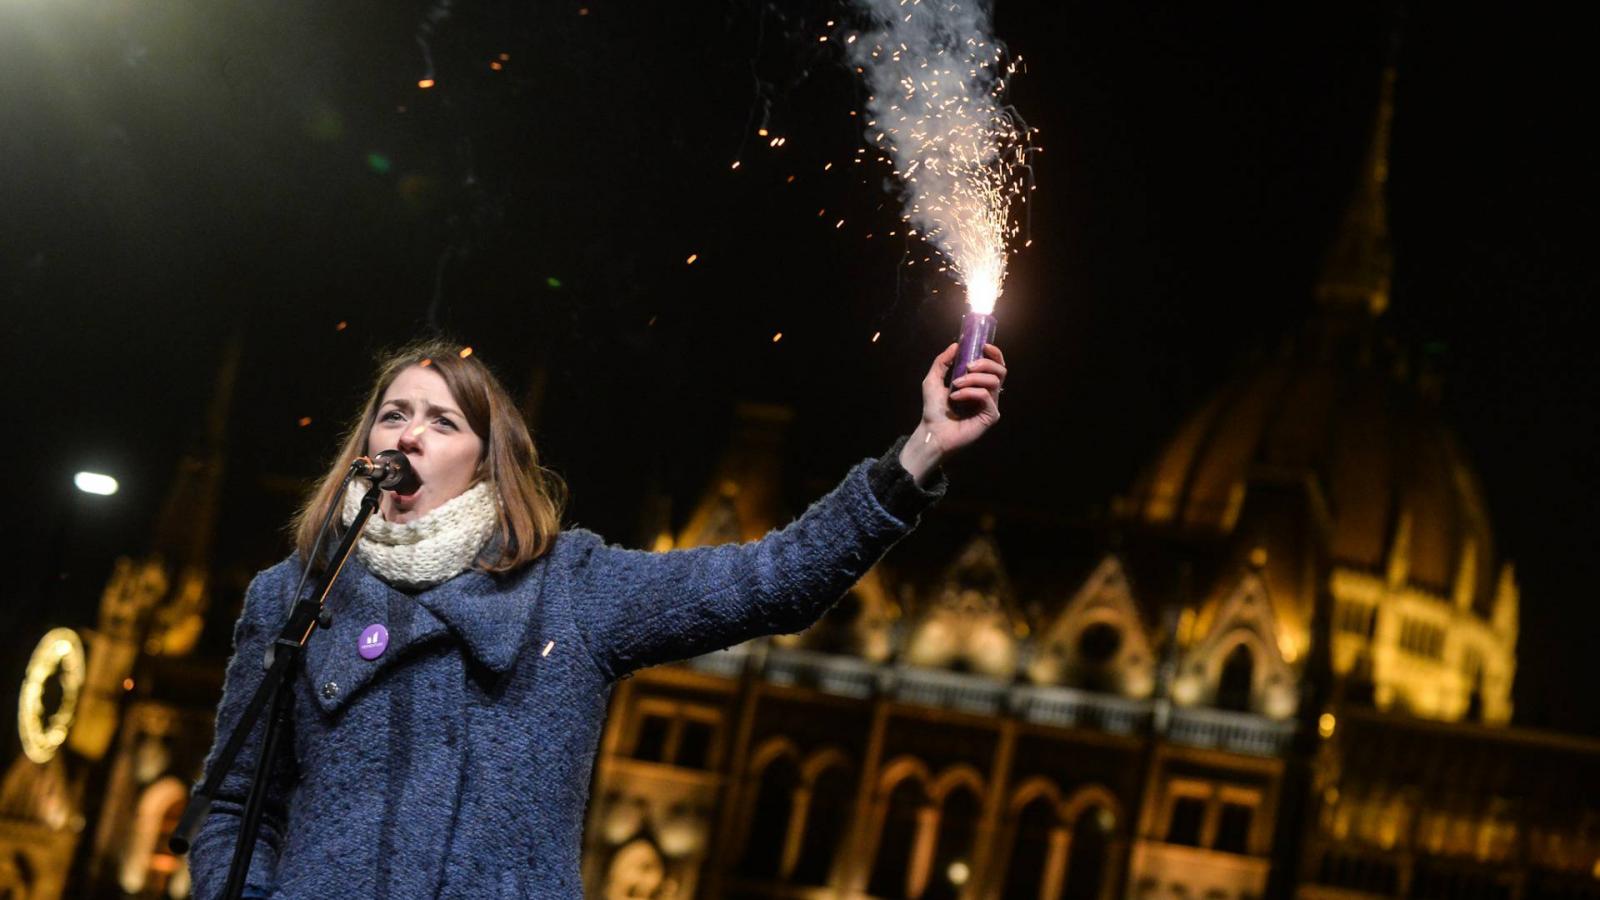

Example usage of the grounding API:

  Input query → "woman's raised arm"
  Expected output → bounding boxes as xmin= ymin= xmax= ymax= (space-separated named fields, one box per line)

xmin=569 ymin=344 xmax=1006 ymax=680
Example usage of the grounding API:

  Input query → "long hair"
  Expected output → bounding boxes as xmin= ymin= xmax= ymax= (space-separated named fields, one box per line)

xmin=292 ymin=340 xmax=566 ymax=573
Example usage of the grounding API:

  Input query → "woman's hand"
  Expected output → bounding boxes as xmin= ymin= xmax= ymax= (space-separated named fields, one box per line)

xmin=898 ymin=342 xmax=1007 ymax=485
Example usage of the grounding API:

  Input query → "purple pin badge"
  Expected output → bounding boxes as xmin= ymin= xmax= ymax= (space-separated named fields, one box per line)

xmin=358 ymin=623 xmax=389 ymax=661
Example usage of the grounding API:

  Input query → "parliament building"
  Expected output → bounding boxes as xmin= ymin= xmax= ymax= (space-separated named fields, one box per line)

xmin=4 ymin=61 xmax=1600 ymax=900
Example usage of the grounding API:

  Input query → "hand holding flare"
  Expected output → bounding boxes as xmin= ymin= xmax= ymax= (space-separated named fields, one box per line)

xmin=898 ymin=341 xmax=1007 ymax=486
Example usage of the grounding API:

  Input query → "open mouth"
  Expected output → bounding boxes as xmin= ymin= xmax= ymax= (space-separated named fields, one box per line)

xmin=394 ymin=473 xmax=424 ymax=504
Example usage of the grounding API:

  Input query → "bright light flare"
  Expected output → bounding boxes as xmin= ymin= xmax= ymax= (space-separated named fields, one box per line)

xmin=964 ymin=253 xmax=1002 ymax=315
xmin=947 ymin=860 xmax=970 ymax=885
xmin=74 ymin=472 xmax=118 ymax=496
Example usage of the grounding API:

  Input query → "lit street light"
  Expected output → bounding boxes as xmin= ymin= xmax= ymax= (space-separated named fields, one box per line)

xmin=73 ymin=472 xmax=119 ymax=496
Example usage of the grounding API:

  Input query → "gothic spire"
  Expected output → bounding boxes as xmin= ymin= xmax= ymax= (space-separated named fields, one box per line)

xmin=1315 ymin=42 xmax=1399 ymax=317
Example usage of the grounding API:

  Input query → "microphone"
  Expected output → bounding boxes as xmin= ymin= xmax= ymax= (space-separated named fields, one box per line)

xmin=352 ymin=449 xmax=422 ymax=494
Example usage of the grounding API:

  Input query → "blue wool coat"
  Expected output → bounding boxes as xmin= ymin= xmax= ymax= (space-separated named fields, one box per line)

xmin=188 ymin=451 xmax=941 ymax=899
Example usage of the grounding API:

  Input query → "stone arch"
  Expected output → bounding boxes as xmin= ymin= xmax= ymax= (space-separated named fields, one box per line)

xmin=866 ymin=758 xmax=933 ymax=899
xmin=876 ymin=755 xmax=934 ymax=797
xmin=929 ymin=764 xmax=985 ymax=804
xmin=926 ymin=780 xmax=984 ymax=900
xmin=1177 ymin=571 xmax=1295 ymax=717
xmin=731 ymin=735 xmax=803 ymax=871
xmin=737 ymin=742 xmax=802 ymax=880
xmin=998 ymin=778 xmax=1067 ymax=900
xmin=1007 ymin=776 xmax=1065 ymax=816
xmin=1060 ymin=785 xmax=1123 ymax=900
xmin=792 ymin=748 xmax=855 ymax=887
xmin=1061 ymin=784 xmax=1123 ymax=835
xmin=800 ymin=745 xmax=852 ymax=785
xmin=747 ymin=736 xmax=801 ymax=776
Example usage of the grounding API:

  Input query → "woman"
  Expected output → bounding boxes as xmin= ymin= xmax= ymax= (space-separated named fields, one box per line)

xmin=190 ymin=337 xmax=1006 ymax=898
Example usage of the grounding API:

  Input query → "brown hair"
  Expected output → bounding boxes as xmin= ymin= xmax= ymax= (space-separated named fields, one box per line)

xmin=292 ymin=339 xmax=566 ymax=573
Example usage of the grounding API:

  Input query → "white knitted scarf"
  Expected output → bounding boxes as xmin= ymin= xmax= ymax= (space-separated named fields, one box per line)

xmin=341 ymin=480 xmax=498 ymax=590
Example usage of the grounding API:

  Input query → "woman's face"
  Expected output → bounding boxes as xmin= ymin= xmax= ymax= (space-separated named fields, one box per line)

xmin=366 ymin=365 xmax=484 ymax=524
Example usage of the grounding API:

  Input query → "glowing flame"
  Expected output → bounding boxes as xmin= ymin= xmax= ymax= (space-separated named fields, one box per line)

xmin=849 ymin=0 xmax=1029 ymax=316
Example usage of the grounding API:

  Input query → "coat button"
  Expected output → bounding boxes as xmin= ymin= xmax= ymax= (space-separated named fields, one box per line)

xmin=321 ymin=681 xmax=339 ymax=700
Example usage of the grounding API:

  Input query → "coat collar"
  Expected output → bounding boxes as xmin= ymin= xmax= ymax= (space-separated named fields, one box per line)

xmin=304 ymin=558 xmax=537 ymax=713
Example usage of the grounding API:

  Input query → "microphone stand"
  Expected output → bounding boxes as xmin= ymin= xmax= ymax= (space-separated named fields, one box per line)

xmin=170 ymin=474 xmax=385 ymax=900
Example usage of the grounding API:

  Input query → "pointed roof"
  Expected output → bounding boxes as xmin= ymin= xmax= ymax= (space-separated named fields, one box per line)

xmin=148 ymin=331 xmax=239 ymax=570
xmin=105 ymin=332 xmax=240 ymax=660
xmin=673 ymin=404 xmax=792 ymax=548
xmin=1315 ymin=56 xmax=1397 ymax=318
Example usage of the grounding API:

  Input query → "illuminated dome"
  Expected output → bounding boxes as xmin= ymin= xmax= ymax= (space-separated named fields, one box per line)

xmin=1116 ymin=63 xmax=1517 ymax=724
xmin=1114 ymin=313 xmax=1518 ymax=723
xmin=1121 ymin=319 xmax=1497 ymax=612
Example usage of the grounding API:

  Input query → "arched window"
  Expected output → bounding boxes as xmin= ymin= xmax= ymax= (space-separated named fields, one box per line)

xmin=924 ymin=787 xmax=982 ymax=900
xmin=1076 ymin=622 xmax=1124 ymax=693
xmin=1466 ymin=668 xmax=1485 ymax=722
xmin=792 ymin=763 xmax=853 ymax=886
xmin=1062 ymin=807 xmax=1112 ymax=900
xmin=1216 ymin=642 xmax=1255 ymax=712
xmin=1001 ymin=796 xmax=1059 ymax=900
xmin=118 ymin=777 xmax=190 ymax=897
xmin=868 ymin=778 xmax=928 ymax=899
xmin=738 ymin=754 xmax=799 ymax=880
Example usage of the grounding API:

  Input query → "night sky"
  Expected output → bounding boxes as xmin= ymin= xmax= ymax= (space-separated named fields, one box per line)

xmin=3 ymin=0 xmax=1595 ymax=761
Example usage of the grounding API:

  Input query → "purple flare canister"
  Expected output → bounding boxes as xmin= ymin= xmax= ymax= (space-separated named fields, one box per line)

xmin=947 ymin=311 xmax=997 ymax=388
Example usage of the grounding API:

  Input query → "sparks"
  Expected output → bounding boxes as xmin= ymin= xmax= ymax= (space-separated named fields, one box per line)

xmin=458 ymin=346 xmax=473 ymax=358
xmin=848 ymin=0 xmax=1029 ymax=316
xmin=686 ymin=253 xmax=698 ymax=264
xmin=417 ymin=78 xmax=435 ymax=89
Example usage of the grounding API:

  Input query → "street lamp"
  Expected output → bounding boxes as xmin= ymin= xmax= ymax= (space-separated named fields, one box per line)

xmin=73 ymin=471 xmax=118 ymax=496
